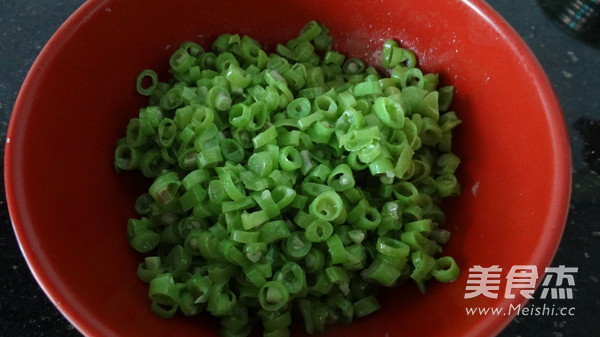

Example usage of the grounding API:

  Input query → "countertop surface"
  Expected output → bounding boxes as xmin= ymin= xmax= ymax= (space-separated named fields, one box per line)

xmin=1 ymin=1 xmax=599 ymax=336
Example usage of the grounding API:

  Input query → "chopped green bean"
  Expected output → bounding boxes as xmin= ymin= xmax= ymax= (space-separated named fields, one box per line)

xmin=115 ymin=20 xmax=462 ymax=337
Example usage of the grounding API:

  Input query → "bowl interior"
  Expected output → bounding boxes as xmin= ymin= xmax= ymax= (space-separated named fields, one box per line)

xmin=5 ymin=0 xmax=570 ymax=336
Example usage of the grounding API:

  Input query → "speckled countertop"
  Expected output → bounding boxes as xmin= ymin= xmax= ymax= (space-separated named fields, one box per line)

xmin=1 ymin=1 xmax=599 ymax=336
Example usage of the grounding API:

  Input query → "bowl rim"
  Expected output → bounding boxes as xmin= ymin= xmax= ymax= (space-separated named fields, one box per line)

xmin=4 ymin=0 xmax=572 ymax=336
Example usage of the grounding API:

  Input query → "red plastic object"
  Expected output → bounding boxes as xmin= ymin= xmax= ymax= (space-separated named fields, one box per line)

xmin=5 ymin=0 xmax=571 ymax=336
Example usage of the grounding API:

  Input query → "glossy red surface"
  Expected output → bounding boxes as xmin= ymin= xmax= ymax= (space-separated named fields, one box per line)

xmin=5 ymin=0 xmax=571 ymax=336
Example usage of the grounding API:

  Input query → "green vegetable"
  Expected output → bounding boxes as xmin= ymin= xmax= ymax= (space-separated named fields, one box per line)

xmin=115 ymin=21 xmax=462 ymax=337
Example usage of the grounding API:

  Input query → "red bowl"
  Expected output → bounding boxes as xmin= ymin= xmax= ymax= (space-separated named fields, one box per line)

xmin=5 ymin=0 xmax=571 ymax=336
